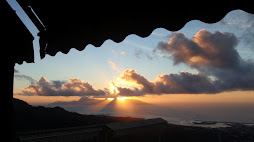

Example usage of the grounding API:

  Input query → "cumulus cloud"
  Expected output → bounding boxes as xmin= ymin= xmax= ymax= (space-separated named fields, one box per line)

xmin=155 ymin=29 xmax=254 ymax=92
xmin=117 ymin=87 xmax=144 ymax=96
xmin=51 ymin=80 xmax=67 ymax=89
xmin=155 ymin=30 xmax=239 ymax=69
xmin=115 ymin=69 xmax=219 ymax=96
xmin=120 ymin=69 xmax=154 ymax=93
xmin=154 ymin=72 xmax=220 ymax=94
xmin=15 ymin=77 xmax=108 ymax=97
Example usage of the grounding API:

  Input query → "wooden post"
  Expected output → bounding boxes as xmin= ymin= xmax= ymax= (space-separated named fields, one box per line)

xmin=158 ymin=135 xmax=161 ymax=142
xmin=3 ymin=62 xmax=15 ymax=141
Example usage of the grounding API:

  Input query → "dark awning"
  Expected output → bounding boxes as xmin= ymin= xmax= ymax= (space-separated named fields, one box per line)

xmin=17 ymin=0 xmax=254 ymax=60
xmin=1 ymin=1 xmax=34 ymax=64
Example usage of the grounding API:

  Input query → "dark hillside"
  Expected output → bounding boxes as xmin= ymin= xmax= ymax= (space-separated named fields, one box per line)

xmin=13 ymin=98 xmax=254 ymax=142
xmin=13 ymin=98 xmax=142 ymax=132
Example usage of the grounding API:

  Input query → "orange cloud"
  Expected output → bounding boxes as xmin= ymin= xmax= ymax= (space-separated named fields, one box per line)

xmin=107 ymin=60 xmax=121 ymax=73
xmin=14 ymin=77 xmax=107 ymax=97
xmin=116 ymin=69 xmax=218 ymax=96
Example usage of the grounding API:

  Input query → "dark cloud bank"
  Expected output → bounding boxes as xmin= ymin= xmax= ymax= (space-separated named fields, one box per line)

xmin=116 ymin=29 xmax=254 ymax=96
xmin=15 ymin=29 xmax=254 ymax=97
xmin=152 ymin=29 xmax=254 ymax=93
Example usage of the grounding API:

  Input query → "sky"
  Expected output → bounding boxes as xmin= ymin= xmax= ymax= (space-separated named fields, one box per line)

xmin=8 ymin=0 xmax=254 ymax=123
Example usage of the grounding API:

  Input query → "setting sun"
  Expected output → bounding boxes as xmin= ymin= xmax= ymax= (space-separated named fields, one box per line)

xmin=107 ymin=97 xmax=128 ymax=101
xmin=117 ymin=97 xmax=128 ymax=101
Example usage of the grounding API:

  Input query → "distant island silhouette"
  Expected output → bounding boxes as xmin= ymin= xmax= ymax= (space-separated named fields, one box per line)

xmin=48 ymin=97 xmax=206 ymax=124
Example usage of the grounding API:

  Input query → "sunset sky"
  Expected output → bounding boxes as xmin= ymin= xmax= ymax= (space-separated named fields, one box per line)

xmin=9 ymin=0 xmax=254 ymax=112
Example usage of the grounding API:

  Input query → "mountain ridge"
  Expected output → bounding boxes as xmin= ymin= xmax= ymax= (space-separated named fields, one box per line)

xmin=13 ymin=98 xmax=143 ymax=132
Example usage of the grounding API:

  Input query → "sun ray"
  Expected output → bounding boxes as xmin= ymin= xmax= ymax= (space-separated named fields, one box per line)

xmin=110 ymin=81 xmax=119 ymax=95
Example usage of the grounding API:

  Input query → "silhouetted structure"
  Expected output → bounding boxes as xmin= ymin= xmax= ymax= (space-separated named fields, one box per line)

xmin=18 ymin=125 xmax=104 ymax=142
xmin=105 ymin=118 xmax=167 ymax=142
xmin=2 ymin=1 xmax=254 ymax=141
xmin=1 ymin=1 xmax=34 ymax=141
xmin=17 ymin=118 xmax=167 ymax=142
xmin=13 ymin=0 xmax=254 ymax=60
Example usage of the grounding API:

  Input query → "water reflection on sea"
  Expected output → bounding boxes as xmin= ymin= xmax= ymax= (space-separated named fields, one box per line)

xmin=180 ymin=120 xmax=230 ymax=128
xmin=47 ymin=103 xmax=253 ymax=128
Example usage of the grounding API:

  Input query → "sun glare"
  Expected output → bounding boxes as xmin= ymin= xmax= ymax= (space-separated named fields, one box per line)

xmin=110 ymin=81 xmax=119 ymax=95
xmin=117 ymin=97 xmax=128 ymax=101
xmin=106 ymin=97 xmax=128 ymax=101
xmin=108 ymin=98 xmax=115 ymax=101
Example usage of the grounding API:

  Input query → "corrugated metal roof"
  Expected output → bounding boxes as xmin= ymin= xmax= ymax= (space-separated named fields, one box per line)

xmin=1 ymin=1 xmax=34 ymax=64
xmin=105 ymin=118 xmax=167 ymax=131
xmin=15 ymin=0 xmax=254 ymax=60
